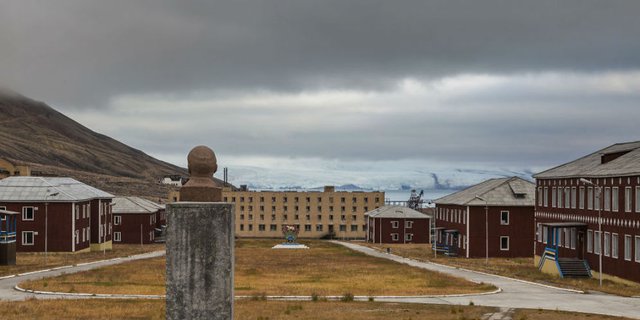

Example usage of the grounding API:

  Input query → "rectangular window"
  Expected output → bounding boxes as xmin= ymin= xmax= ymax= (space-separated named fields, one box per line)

xmin=22 ymin=207 xmax=35 ymax=221
xmin=571 ymin=228 xmax=576 ymax=249
xmin=391 ymin=221 xmax=399 ymax=228
xmin=612 ymin=233 xmax=619 ymax=259
xmin=625 ymin=235 xmax=632 ymax=261
xmin=339 ymin=225 xmax=346 ymax=231
xmin=500 ymin=211 xmax=509 ymax=225
xmin=587 ymin=230 xmax=593 ymax=253
xmin=604 ymin=187 xmax=611 ymax=211
xmin=594 ymin=231 xmax=601 ymax=255
xmin=538 ymin=188 xmax=543 ymax=206
xmin=259 ymin=224 xmax=266 ymax=231
xmin=544 ymin=187 xmax=548 ymax=207
xmin=612 ymin=187 xmax=619 ymax=212
xmin=564 ymin=228 xmax=570 ymax=248
xmin=537 ymin=223 xmax=542 ymax=242
xmin=543 ymin=226 xmax=548 ymax=244
xmin=22 ymin=231 xmax=34 ymax=245
xmin=565 ymin=188 xmax=570 ymax=208
xmin=558 ymin=187 xmax=563 ymax=209
xmin=75 ymin=230 xmax=79 ymax=244
xmin=595 ymin=188 xmax=601 ymax=210
xmin=604 ymin=232 xmax=611 ymax=257
xmin=248 ymin=224 xmax=253 ymax=231
xmin=405 ymin=221 xmax=413 ymax=228
xmin=636 ymin=236 xmax=640 ymax=263
xmin=579 ymin=186 xmax=585 ymax=209
xmin=552 ymin=187 xmax=557 ymax=208
xmin=114 ymin=232 xmax=121 ymax=242
xmin=303 ymin=225 xmax=310 ymax=232
xmin=588 ymin=187 xmax=594 ymax=210
xmin=350 ymin=225 xmax=358 ymax=232
xmin=405 ymin=233 xmax=413 ymax=241
xmin=625 ymin=187 xmax=632 ymax=212
xmin=270 ymin=224 xmax=277 ymax=231
xmin=82 ymin=228 xmax=86 ymax=242
xmin=316 ymin=224 xmax=323 ymax=232
xmin=636 ymin=187 xmax=640 ymax=212
xmin=571 ymin=187 xmax=577 ymax=209
xmin=391 ymin=233 xmax=399 ymax=241
xmin=500 ymin=236 xmax=510 ymax=251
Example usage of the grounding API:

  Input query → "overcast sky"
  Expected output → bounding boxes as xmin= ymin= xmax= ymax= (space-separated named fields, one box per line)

xmin=2 ymin=1 xmax=640 ymax=188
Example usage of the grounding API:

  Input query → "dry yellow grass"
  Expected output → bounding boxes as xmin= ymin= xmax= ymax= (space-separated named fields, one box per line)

xmin=359 ymin=242 xmax=640 ymax=297
xmin=0 ymin=299 xmax=631 ymax=320
xmin=0 ymin=244 xmax=165 ymax=277
xmin=21 ymin=239 xmax=495 ymax=296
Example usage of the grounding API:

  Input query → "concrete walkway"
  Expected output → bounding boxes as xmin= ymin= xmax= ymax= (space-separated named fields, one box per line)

xmin=0 ymin=250 xmax=165 ymax=301
xmin=335 ymin=241 xmax=640 ymax=319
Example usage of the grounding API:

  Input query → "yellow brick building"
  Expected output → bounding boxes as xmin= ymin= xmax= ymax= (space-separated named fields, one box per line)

xmin=223 ymin=186 xmax=384 ymax=239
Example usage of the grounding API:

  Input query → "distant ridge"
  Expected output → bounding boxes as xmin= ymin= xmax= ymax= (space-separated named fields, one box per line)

xmin=0 ymin=90 xmax=225 ymax=197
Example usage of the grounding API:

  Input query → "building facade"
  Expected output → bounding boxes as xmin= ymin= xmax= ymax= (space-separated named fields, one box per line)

xmin=222 ymin=186 xmax=384 ymax=239
xmin=366 ymin=206 xmax=432 ymax=244
xmin=0 ymin=177 xmax=114 ymax=253
xmin=434 ymin=177 xmax=535 ymax=258
xmin=533 ymin=141 xmax=640 ymax=282
xmin=112 ymin=196 xmax=164 ymax=244
xmin=0 ymin=158 xmax=30 ymax=179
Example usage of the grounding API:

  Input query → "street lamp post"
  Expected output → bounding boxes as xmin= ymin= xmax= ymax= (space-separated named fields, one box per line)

xmin=580 ymin=178 xmax=603 ymax=287
xmin=475 ymin=195 xmax=489 ymax=264
xmin=44 ymin=191 xmax=59 ymax=265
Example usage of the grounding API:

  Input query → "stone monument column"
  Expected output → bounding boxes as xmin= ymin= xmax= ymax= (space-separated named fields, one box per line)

xmin=166 ymin=146 xmax=234 ymax=320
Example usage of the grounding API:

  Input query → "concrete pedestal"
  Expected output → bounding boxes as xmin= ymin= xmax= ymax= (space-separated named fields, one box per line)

xmin=166 ymin=202 xmax=234 ymax=320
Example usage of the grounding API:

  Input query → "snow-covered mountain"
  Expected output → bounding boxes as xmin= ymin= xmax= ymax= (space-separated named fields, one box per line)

xmin=220 ymin=161 xmax=535 ymax=192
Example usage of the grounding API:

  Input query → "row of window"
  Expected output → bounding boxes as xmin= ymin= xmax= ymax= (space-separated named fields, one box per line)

xmin=239 ymin=214 xmax=360 ymax=222
xmin=112 ymin=231 xmax=154 ymax=242
xmin=538 ymin=186 xmax=640 ymax=212
xmin=587 ymin=230 xmax=640 ymax=262
xmin=390 ymin=221 xmax=414 ymax=228
xmin=21 ymin=225 xmax=97 ymax=246
xmin=225 ymin=196 xmax=381 ymax=204
xmin=390 ymin=233 xmax=414 ymax=241
xmin=437 ymin=208 xmax=510 ymax=225
xmin=238 ymin=224 xmax=367 ymax=232
xmin=4 ymin=205 xmax=99 ymax=222
xmin=237 ymin=205 xmax=370 ymax=213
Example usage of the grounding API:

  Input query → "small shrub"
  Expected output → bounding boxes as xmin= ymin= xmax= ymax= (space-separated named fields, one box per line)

xmin=468 ymin=300 xmax=474 ymax=306
xmin=341 ymin=293 xmax=354 ymax=302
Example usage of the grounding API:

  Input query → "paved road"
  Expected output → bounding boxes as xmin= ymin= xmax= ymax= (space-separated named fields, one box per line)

xmin=0 ymin=250 xmax=165 ymax=301
xmin=335 ymin=241 xmax=640 ymax=319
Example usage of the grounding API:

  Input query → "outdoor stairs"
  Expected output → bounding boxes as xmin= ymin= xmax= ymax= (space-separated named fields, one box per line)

xmin=558 ymin=258 xmax=591 ymax=278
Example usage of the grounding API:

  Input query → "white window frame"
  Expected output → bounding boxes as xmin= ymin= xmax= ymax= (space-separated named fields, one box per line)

xmin=635 ymin=236 xmax=640 ymax=263
xmin=544 ymin=187 xmax=548 ymax=207
xmin=625 ymin=187 xmax=632 ymax=212
xmin=75 ymin=230 xmax=79 ymax=244
xmin=612 ymin=187 xmax=619 ymax=212
xmin=114 ymin=232 xmax=121 ymax=242
xmin=594 ymin=231 xmax=601 ymax=255
xmin=588 ymin=187 xmax=594 ymax=210
xmin=579 ymin=186 xmax=585 ymax=209
xmin=405 ymin=233 xmax=413 ymax=241
xmin=625 ymin=235 xmax=632 ymax=261
xmin=564 ymin=228 xmax=570 ymax=248
xmin=552 ymin=187 xmax=557 ymax=208
xmin=604 ymin=232 xmax=611 ymax=257
xmin=114 ymin=215 xmax=122 ymax=225
xmin=500 ymin=236 xmax=510 ymax=251
xmin=571 ymin=228 xmax=576 ymax=250
xmin=537 ymin=223 xmax=542 ymax=242
xmin=636 ymin=186 xmax=640 ymax=213
xmin=538 ymin=187 xmax=543 ymax=206
xmin=391 ymin=221 xmax=399 ymax=228
xmin=565 ymin=187 xmax=570 ymax=208
xmin=22 ymin=231 xmax=34 ymax=245
xmin=587 ymin=230 xmax=593 ymax=253
xmin=571 ymin=187 xmax=577 ymax=209
xmin=22 ymin=206 xmax=35 ymax=221
xmin=405 ymin=221 xmax=413 ymax=228
xmin=500 ymin=211 xmax=509 ymax=225
xmin=612 ymin=233 xmax=619 ymax=259
xmin=604 ymin=187 xmax=611 ymax=211
xmin=391 ymin=233 xmax=399 ymax=241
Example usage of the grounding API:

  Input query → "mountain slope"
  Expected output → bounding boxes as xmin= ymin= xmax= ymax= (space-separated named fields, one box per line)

xmin=0 ymin=90 xmax=222 ymax=197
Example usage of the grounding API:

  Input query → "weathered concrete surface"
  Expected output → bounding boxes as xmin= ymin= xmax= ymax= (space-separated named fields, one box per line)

xmin=166 ymin=203 xmax=234 ymax=320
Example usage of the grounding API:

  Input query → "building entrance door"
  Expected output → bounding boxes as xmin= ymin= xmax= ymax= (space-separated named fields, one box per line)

xmin=577 ymin=231 xmax=585 ymax=260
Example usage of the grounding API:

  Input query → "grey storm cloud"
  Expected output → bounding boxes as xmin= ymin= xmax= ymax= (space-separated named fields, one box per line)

xmin=2 ymin=0 xmax=640 ymax=107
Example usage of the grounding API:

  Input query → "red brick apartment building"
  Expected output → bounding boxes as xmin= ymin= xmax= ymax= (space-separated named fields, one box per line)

xmin=112 ymin=196 xmax=164 ymax=244
xmin=534 ymin=141 xmax=640 ymax=282
xmin=366 ymin=206 xmax=432 ymax=244
xmin=0 ymin=177 xmax=114 ymax=253
xmin=434 ymin=177 xmax=535 ymax=258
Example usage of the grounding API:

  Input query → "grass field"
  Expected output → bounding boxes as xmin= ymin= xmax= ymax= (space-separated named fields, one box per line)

xmin=359 ymin=242 xmax=640 ymax=297
xmin=0 ymin=299 xmax=630 ymax=320
xmin=21 ymin=239 xmax=495 ymax=296
xmin=0 ymin=244 xmax=165 ymax=277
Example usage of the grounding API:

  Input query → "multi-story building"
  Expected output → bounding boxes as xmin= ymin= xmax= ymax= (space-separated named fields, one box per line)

xmin=112 ymin=196 xmax=164 ymax=244
xmin=0 ymin=177 xmax=114 ymax=253
xmin=533 ymin=141 xmax=640 ymax=282
xmin=222 ymin=186 xmax=384 ymax=239
xmin=0 ymin=158 xmax=30 ymax=179
xmin=366 ymin=206 xmax=432 ymax=244
xmin=434 ymin=177 xmax=535 ymax=258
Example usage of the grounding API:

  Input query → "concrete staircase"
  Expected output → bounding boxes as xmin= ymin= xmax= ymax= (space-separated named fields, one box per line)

xmin=558 ymin=258 xmax=592 ymax=278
